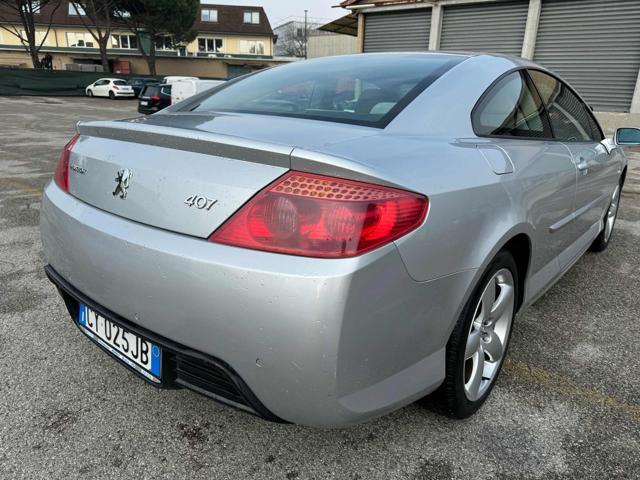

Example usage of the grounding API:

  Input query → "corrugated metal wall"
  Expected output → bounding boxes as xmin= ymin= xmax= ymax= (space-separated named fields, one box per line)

xmin=363 ymin=9 xmax=431 ymax=52
xmin=534 ymin=0 xmax=640 ymax=112
xmin=440 ymin=0 xmax=529 ymax=55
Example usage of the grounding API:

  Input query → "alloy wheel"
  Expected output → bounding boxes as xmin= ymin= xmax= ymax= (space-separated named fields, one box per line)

xmin=604 ymin=185 xmax=620 ymax=242
xmin=463 ymin=268 xmax=515 ymax=401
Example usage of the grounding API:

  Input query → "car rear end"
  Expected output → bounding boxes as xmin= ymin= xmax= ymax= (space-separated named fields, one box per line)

xmin=138 ymin=84 xmax=171 ymax=114
xmin=41 ymin=53 xmax=477 ymax=427
xmin=112 ymin=79 xmax=135 ymax=98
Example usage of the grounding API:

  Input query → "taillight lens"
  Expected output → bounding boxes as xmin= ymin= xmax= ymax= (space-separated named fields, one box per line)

xmin=151 ymin=95 xmax=160 ymax=102
xmin=209 ymin=171 xmax=428 ymax=258
xmin=54 ymin=134 xmax=80 ymax=193
xmin=113 ymin=85 xmax=119 ymax=90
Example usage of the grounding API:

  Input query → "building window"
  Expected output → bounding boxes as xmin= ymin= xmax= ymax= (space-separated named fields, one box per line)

xmin=111 ymin=34 xmax=138 ymax=49
xmin=201 ymin=8 xmax=218 ymax=22
xmin=155 ymin=36 xmax=174 ymax=50
xmin=243 ymin=11 xmax=260 ymax=24
xmin=66 ymin=32 xmax=94 ymax=48
xmin=22 ymin=1 xmax=40 ymax=14
xmin=68 ymin=2 xmax=86 ymax=16
xmin=198 ymin=37 xmax=224 ymax=53
xmin=239 ymin=40 xmax=265 ymax=55
xmin=21 ymin=29 xmax=49 ymax=45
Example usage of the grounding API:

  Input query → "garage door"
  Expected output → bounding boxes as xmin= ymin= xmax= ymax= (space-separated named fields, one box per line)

xmin=534 ymin=0 xmax=640 ymax=112
xmin=440 ymin=0 xmax=528 ymax=56
xmin=363 ymin=9 xmax=431 ymax=53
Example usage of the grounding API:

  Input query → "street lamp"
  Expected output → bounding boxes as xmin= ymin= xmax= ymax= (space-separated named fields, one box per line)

xmin=304 ymin=9 xmax=308 ymax=59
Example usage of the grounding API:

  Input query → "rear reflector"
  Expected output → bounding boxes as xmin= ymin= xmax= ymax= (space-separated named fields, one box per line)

xmin=209 ymin=171 xmax=428 ymax=258
xmin=53 ymin=134 xmax=80 ymax=193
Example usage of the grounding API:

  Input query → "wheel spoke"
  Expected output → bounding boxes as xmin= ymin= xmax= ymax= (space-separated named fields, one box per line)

xmin=465 ymin=329 xmax=481 ymax=359
xmin=483 ymin=330 xmax=504 ymax=362
xmin=490 ymin=282 xmax=514 ymax=321
xmin=466 ymin=348 xmax=485 ymax=401
xmin=477 ymin=280 xmax=496 ymax=324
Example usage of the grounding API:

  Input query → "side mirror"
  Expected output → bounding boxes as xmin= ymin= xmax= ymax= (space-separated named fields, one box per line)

xmin=615 ymin=127 xmax=640 ymax=146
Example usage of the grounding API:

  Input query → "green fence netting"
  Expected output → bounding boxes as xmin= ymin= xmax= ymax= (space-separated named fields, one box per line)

xmin=0 ymin=67 xmax=159 ymax=96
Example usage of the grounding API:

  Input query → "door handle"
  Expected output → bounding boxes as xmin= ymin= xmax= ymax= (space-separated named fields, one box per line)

xmin=577 ymin=158 xmax=589 ymax=175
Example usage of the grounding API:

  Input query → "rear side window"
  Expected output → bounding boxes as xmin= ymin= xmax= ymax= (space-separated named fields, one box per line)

xmin=142 ymin=85 xmax=159 ymax=97
xmin=528 ymin=70 xmax=602 ymax=142
xmin=472 ymin=71 xmax=551 ymax=138
xmin=161 ymin=86 xmax=172 ymax=96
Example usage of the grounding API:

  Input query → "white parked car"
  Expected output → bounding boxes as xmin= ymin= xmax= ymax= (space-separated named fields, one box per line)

xmin=85 ymin=78 xmax=135 ymax=99
xmin=171 ymin=79 xmax=226 ymax=104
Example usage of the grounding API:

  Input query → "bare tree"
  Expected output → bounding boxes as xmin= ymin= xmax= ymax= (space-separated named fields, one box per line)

xmin=70 ymin=1 xmax=119 ymax=73
xmin=114 ymin=0 xmax=198 ymax=76
xmin=0 ymin=0 xmax=62 ymax=68
xmin=277 ymin=22 xmax=316 ymax=58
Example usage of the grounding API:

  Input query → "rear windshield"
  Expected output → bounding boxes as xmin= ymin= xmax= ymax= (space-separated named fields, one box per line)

xmin=142 ymin=85 xmax=159 ymax=97
xmin=113 ymin=80 xmax=127 ymax=86
xmin=190 ymin=54 xmax=465 ymax=127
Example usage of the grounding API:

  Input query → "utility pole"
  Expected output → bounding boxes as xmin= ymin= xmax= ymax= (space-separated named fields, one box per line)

xmin=304 ymin=9 xmax=308 ymax=59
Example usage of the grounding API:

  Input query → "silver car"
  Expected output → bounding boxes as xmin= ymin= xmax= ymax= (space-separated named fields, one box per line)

xmin=41 ymin=53 xmax=633 ymax=427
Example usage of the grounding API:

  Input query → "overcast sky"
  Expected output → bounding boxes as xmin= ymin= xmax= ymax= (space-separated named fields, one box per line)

xmin=202 ymin=0 xmax=347 ymax=26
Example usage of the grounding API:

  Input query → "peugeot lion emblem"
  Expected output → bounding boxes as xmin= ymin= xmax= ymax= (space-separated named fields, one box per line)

xmin=113 ymin=168 xmax=133 ymax=199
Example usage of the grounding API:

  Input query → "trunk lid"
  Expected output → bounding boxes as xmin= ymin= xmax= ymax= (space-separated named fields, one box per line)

xmin=68 ymin=115 xmax=377 ymax=238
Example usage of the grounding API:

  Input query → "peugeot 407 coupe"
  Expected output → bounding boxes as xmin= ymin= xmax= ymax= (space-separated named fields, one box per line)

xmin=41 ymin=53 xmax=630 ymax=427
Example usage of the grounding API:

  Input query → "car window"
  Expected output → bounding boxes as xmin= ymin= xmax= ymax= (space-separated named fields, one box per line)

xmin=113 ymin=80 xmax=127 ymax=86
xmin=190 ymin=54 xmax=465 ymax=128
xmin=472 ymin=71 xmax=552 ymax=138
xmin=161 ymin=86 xmax=172 ymax=96
xmin=528 ymin=70 xmax=601 ymax=142
xmin=142 ymin=85 xmax=159 ymax=97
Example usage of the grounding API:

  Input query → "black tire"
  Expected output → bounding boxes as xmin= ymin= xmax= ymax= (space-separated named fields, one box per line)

xmin=108 ymin=91 xmax=115 ymax=100
xmin=589 ymin=178 xmax=623 ymax=253
xmin=438 ymin=250 xmax=518 ymax=419
xmin=87 ymin=89 xmax=93 ymax=97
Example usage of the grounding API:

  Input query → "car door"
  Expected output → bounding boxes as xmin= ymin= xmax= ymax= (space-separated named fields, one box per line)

xmin=472 ymin=70 xmax=578 ymax=294
xmin=528 ymin=69 xmax=619 ymax=262
xmin=93 ymin=79 xmax=107 ymax=96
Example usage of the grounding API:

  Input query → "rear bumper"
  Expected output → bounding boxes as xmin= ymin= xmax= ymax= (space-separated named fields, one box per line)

xmin=137 ymin=105 xmax=161 ymax=115
xmin=40 ymin=182 xmax=476 ymax=427
xmin=46 ymin=265 xmax=285 ymax=422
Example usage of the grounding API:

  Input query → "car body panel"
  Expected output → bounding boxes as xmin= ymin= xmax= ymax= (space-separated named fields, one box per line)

xmin=41 ymin=183 xmax=475 ymax=426
xmin=42 ymin=53 xmax=627 ymax=426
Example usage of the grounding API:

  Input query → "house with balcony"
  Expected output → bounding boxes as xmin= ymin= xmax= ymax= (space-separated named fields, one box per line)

xmin=0 ymin=2 xmax=284 ymax=78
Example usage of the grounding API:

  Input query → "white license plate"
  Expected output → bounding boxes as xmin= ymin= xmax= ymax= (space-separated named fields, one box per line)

xmin=78 ymin=304 xmax=162 ymax=382
xmin=140 ymin=101 xmax=148 ymax=106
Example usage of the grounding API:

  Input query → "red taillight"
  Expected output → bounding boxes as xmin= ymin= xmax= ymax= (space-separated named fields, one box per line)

xmin=151 ymin=95 xmax=160 ymax=102
xmin=209 ymin=171 xmax=428 ymax=258
xmin=54 ymin=134 xmax=80 ymax=193
xmin=113 ymin=85 xmax=119 ymax=90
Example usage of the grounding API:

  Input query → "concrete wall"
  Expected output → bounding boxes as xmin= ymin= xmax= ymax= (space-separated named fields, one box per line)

xmin=307 ymin=33 xmax=357 ymax=58
xmin=0 ymin=49 xmax=285 ymax=78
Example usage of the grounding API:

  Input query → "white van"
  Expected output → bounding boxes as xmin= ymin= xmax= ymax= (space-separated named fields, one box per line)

xmin=161 ymin=76 xmax=199 ymax=85
xmin=171 ymin=79 xmax=226 ymax=104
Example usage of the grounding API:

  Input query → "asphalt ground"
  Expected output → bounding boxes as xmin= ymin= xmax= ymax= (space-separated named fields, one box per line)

xmin=0 ymin=96 xmax=639 ymax=480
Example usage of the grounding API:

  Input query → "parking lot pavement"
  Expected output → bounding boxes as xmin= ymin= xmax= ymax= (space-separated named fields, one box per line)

xmin=0 ymin=95 xmax=639 ymax=480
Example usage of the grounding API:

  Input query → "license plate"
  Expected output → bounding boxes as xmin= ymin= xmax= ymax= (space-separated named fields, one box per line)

xmin=77 ymin=304 xmax=162 ymax=382
xmin=140 ymin=100 xmax=148 ymax=105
